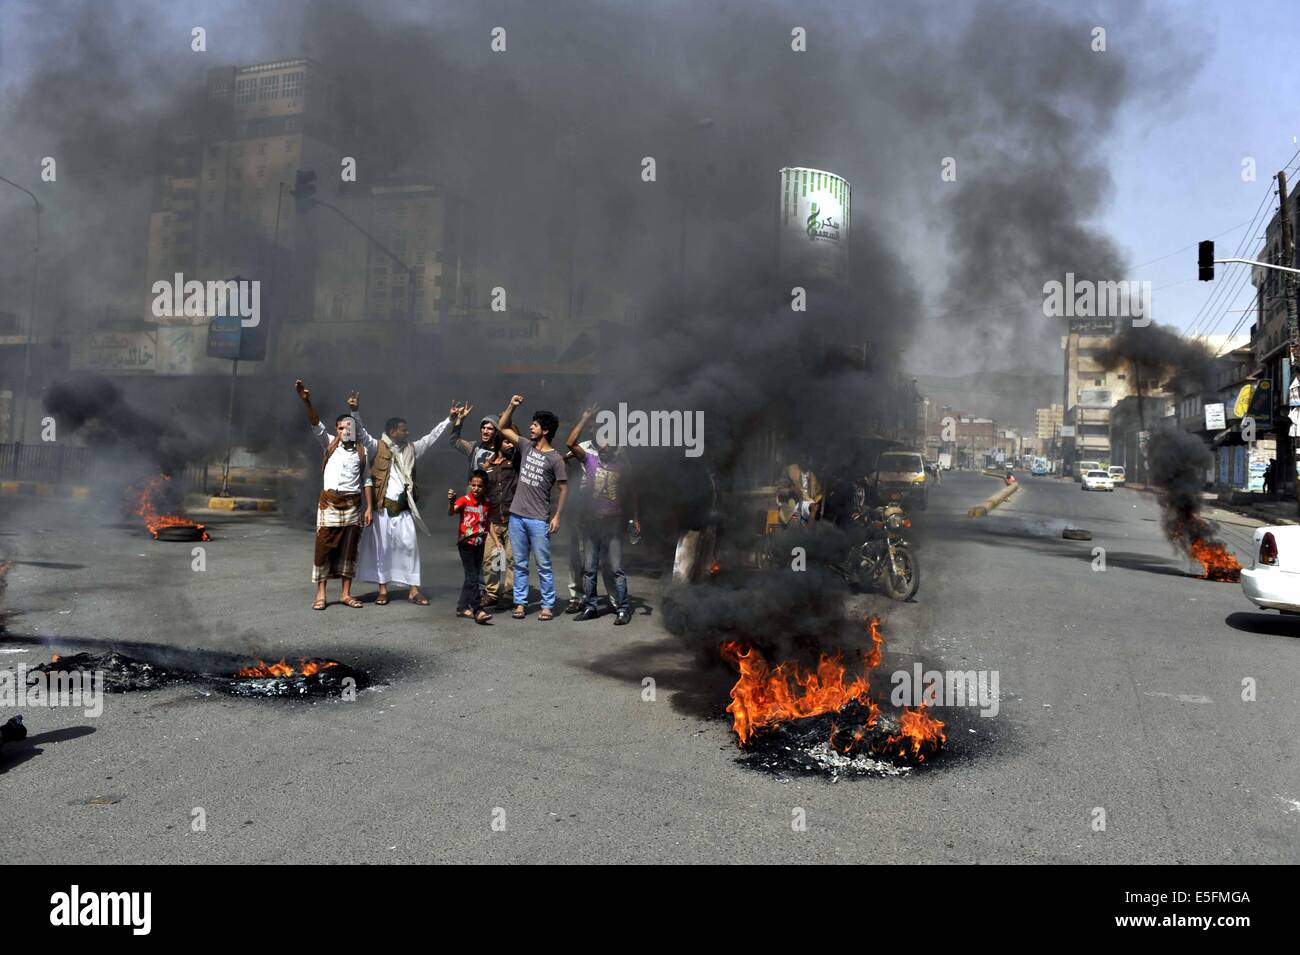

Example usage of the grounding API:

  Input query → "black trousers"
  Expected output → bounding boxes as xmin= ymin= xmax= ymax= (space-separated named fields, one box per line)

xmin=457 ymin=539 xmax=485 ymax=612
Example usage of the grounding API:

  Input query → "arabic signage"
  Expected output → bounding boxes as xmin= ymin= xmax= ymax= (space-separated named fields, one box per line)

xmin=1204 ymin=402 xmax=1226 ymax=430
xmin=71 ymin=332 xmax=157 ymax=374
xmin=778 ymin=167 xmax=850 ymax=286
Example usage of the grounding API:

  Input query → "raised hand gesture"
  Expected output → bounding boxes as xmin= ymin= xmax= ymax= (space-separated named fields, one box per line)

xmin=347 ymin=390 xmax=360 ymax=412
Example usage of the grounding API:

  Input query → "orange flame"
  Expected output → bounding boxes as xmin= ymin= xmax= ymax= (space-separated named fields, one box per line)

xmin=133 ymin=475 xmax=210 ymax=540
xmin=882 ymin=705 xmax=948 ymax=763
xmin=1188 ymin=537 xmax=1241 ymax=582
xmin=235 ymin=658 xmax=340 ymax=678
xmin=720 ymin=615 xmax=884 ymax=746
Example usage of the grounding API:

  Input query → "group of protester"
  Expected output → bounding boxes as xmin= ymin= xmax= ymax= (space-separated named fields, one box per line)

xmin=293 ymin=379 xmax=635 ymax=625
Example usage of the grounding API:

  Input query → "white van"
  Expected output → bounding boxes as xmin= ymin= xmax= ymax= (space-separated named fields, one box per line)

xmin=1073 ymin=460 xmax=1102 ymax=482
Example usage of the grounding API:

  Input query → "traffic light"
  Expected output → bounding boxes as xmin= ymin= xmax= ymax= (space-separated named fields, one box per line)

xmin=1198 ymin=240 xmax=1214 ymax=281
xmin=291 ymin=169 xmax=317 ymax=212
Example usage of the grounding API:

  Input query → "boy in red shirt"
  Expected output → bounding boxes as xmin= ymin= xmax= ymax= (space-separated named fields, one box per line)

xmin=448 ymin=469 xmax=495 ymax=623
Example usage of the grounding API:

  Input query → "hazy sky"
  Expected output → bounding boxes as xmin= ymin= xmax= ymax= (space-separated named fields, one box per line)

xmin=1100 ymin=1 xmax=1300 ymax=344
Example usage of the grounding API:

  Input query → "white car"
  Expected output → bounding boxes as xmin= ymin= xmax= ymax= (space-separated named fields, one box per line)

xmin=1107 ymin=466 xmax=1126 ymax=485
xmin=1081 ymin=469 xmax=1114 ymax=491
xmin=1241 ymin=526 xmax=1300 ymax=613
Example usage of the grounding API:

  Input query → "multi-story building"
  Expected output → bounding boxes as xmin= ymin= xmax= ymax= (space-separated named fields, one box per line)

xmin=141 ymin=59 xmax=355 ymax=372
xmin=1062 ymin=331 xmax=1131 ymax=467
xmin=1248 ymin=176 xmax=1300 ymax=493
xmin=1035 ymin=403 xmax=1063 ymax=442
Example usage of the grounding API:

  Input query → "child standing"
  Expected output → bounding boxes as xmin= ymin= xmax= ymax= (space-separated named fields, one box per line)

xmin=448 ymin=469 xmax=495 ymax=623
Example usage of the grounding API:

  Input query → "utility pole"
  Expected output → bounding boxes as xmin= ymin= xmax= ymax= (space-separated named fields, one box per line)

xmin=1278 ymin=170 xmax=1299 ymax=514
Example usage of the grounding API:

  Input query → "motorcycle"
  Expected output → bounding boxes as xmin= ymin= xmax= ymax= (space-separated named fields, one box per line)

xmin=829 ymin=502 xmax=920 ymax=601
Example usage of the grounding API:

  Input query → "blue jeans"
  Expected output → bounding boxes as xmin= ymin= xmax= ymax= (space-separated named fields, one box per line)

xmin=509 ymin=515 xmax=555 ymax=609
xmin=582 ymin=515 xmax=628 ymax=613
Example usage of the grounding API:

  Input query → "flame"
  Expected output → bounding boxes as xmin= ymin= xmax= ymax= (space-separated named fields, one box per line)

xmin=882 ymin=705 xmax=948 ymax=763
xmin=51 ymin=654 xmax=60 ymax=663
xmin=1188 ymin=537 xmax=1241 ymax=582
xmin=720 ymin=615 xmax=885 ymax=746
xmin=132 ymin=475 xmax=210 ymax=540
xmin=235 ymin=658 xmax=340 ymax=678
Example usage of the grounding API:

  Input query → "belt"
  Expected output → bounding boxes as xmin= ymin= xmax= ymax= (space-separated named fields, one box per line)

xmin=382 ymin=496 xmax=408 ymax=516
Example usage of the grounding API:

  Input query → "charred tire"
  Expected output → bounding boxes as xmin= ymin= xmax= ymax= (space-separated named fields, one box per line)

xmin=662 ymin=595 xmax=688 ymax=636
xmin=1062 ymin=528 xmax=1092 ymax=541
xmin=884 ymin=547 xmax=919 ymax=601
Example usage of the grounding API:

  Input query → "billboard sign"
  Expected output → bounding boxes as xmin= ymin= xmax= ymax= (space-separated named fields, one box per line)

xmin=1204 ymin=402 xmax=1226 ymax=430
xmin=71 ymin=331 xmax=157 ymax=374
xmin=1078 ymin=388 xmax=1112 ymax=409
xmin=778 ymin=167 xmax=850 ymax=286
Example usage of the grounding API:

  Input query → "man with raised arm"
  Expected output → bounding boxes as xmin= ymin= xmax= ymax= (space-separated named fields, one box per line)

xmin=295 ymin=379 xmax=373 ymax=610
xmin=496 ymin=394 xmax=567 ymax=621
xmin=348 ymin=391 xmax=454 ymax=606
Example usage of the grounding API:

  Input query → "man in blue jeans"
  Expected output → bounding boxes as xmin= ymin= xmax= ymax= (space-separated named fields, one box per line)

xmin=565 ymin=405 xmax=638 ymax=625
xmin=497 ymin=394 xmax=568 ymax=620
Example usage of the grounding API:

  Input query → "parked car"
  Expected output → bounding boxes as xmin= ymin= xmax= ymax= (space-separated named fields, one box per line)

xmin=1241 ymin=526 xmax=1300 ymax=613
xmin=1081 ymin=469 xmax=1114 ymax=492
xmin=874 ymin=451 xmax=929 ymax=510
xmin=1107 ymin=465 xmax=1126 ymax=485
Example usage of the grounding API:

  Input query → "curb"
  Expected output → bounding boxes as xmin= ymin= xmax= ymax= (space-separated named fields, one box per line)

xmin=968 ymin=481 xmax=1020 ymax=518
xmin=0 ymin=480 xmax=92 ymax=500
xmin=203 ymin=496 xmax=277 ymax=512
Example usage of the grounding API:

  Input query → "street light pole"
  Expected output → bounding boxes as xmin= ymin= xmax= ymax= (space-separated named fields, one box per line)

xmin=0 ymin=175 xmax=41 ymax=444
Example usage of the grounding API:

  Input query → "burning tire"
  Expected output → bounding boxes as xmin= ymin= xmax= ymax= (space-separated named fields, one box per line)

xmin=1062 ymin=528 xmax=1092 ymax=541
xmin=155 ymin=525 xmax=207 ymax=542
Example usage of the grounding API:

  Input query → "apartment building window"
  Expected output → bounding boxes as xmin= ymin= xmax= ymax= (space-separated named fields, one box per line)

xmin=283 ymin=71 xmax=305 ymax=98
xmin=236 ymin=78 xmax=257 ymax=104
xmin=210 ymin=80 xmax=229 ymax=100
xmin=284 ymin=140 xmax=295 ymax=153
xmin=258 ymin=75 xmax=281 ymax=101
xmin=256 ymin=165 xmax=266 ymax=178
xmin=256 ymin=142 xmax=268 ymax=155
xmin=207 ymin=168 xmax=217 ymax=181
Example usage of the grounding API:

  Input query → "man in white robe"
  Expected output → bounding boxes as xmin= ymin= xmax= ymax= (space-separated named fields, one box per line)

xmin=350 ymin=392 xmax=453 ymax=605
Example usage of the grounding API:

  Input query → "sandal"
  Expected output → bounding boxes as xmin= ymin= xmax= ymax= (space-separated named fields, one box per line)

xmin=512 ymin=605 xmax=526 ymax=619
xmin=341 ymin=596 xmax=364 ymax=609
xmin=457 ymin=609 xmax=475 ymax=619
xmin=407 ymin=591 xmax=430 ymax=606
xmin=474 ymin=609 xmax=492 ymax=624
xmin=538 ymin=608 xmax=554 ymax=621
xmin=312 ymin=598 xmax=327 ymax=611
xmin=375 ymin=595 xmax=389 ymax=606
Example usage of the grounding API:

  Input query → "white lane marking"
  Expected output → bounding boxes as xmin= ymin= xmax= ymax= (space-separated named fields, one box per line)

xmin=1143 ymin=691 xmax=1213 ymax=704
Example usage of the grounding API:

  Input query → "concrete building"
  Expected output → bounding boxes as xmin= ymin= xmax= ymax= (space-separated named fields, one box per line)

xmin=1061 ymin=331 xmax=1131 ymax=468
xmin=140 ymin=60 xmax=355 ymax=373
xmin=1248 ymin=176 xmax=1300 ymax=494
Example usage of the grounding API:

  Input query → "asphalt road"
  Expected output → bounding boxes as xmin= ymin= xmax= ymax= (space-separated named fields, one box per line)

xmin=1 ymin=472 xmax=1297 ymax=863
